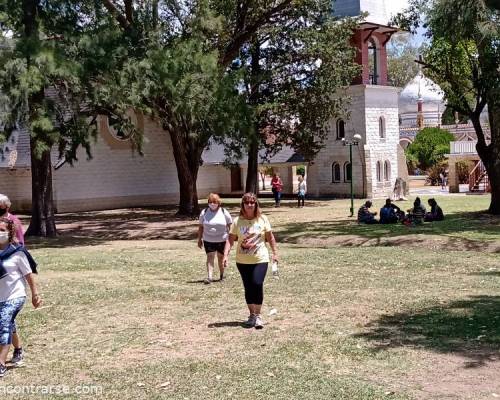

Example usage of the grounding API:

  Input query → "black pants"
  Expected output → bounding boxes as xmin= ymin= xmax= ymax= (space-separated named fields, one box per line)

xmin=236 ymin=262 xmax=268 ymax=305
xmin=297 ymin=194 xmax=305 ymax=207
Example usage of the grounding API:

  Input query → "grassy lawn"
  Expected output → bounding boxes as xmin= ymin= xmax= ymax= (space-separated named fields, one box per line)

xmin=3 ymin=195 xmax=500 ymax=399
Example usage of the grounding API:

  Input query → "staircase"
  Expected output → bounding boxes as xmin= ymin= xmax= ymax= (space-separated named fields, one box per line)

xmin=469 ymin=161 xmax=490 ymax=192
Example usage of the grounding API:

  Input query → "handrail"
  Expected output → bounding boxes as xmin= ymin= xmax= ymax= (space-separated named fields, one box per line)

xmin=469 ymin=160 xmax=489 ymax=192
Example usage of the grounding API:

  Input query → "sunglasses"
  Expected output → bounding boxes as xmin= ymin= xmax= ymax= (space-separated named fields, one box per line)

xmin=243 ymin=201 xmax=256 ymax=205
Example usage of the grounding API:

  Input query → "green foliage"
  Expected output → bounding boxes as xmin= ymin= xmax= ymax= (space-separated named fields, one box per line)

xmin=218 ymin=1 xmax=360 ymax=163
xmin=441 ymin=105 xmax=468 ymax=125
xmin=296 ymin=165 xmax=306 ymax=177
xmin=405 ymin=127 xmax=454 ymax=170
xmin=386 ymin=33 xmax=421 ymax=88
xmin=0 ymin=1 xmax=142 ymax=162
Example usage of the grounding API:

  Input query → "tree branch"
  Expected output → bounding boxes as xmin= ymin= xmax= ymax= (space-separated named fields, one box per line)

xmin=102 ymin=0 xmax=130 ymax=29
xmin=220 ymin=0 xmax=293 ymax=67
xmin=125 ymin=0 xmax=134 ymax=24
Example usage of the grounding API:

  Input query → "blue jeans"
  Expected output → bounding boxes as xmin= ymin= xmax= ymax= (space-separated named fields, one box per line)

xmin=272 ymin=189 xmax=281 ymax=205
xmin=0 ymin=297 xmax=25 ymax=345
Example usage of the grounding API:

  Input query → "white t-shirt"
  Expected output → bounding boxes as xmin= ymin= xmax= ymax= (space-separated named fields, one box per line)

xmin=199 ymin=207 xmax=233 ymax=243
xmin=0 ymin=249 xmax=32 ymax=301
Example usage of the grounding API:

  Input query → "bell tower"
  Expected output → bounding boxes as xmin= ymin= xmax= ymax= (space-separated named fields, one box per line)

xmin=307 ymin=0 xmax=406 ymax=199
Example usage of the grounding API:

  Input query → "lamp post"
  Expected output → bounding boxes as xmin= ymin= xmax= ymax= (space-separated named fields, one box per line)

xmin=342 ymin=133 xmax=362 ymax=217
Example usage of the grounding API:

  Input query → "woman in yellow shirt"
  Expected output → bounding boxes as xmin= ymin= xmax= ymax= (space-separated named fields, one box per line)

xmin=223 ymin=193 xmax=279 ymax=329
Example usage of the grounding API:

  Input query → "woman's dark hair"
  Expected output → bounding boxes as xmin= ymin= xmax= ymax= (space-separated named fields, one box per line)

xmin=414 ymin=197 xmax=421 ymax=207
xmin=365 ymin=200 xmax=372 ymax=207
xmin=239 ymin=192 xmax=262 ymax=219
xmin=0 ymin=217 xmax=16 ymax=244
xmin=428 ymin=198 xmax=437 ymax=206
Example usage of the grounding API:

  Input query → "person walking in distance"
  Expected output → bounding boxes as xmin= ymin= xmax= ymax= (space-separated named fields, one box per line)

xmin=270 ymin=173 xmax=283 ymax=207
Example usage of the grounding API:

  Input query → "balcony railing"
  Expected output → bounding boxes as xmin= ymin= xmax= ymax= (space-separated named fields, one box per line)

xmin=450 ymin=141 xmax=477 ymax=154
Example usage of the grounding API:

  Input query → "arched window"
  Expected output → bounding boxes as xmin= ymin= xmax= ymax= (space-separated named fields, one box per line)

xmin=368 ymin=39 xmax=378 ymax=85
xmin=332 ymin=162 xmax=341 ymax=182
xmin=376 ymin=161 xmax=382 ymax=182
xmin=384 ymin=161 xmax=391 ymax=181
xmin=344 ymin=162 xmax=352 ymax=182
xmin=379 ymin=116 xmax=385 ymax=138
xmin=336 ymin=119 xmax=345 ymax=140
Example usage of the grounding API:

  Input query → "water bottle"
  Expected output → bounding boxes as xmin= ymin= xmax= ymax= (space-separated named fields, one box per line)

xmin=271 ymin=260 xmax=279 ymax=278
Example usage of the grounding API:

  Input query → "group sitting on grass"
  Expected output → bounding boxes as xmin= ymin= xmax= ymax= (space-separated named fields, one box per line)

xmin=358 ymin=197 xmax=444 ymax=225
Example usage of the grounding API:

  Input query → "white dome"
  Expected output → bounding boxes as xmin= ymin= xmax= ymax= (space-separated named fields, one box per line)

xmin=399 ymin=71 xmax=446 ymax=115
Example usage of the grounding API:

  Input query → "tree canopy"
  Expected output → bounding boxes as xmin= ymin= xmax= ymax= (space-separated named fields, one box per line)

xmin=395 ymin=0 xmax=500 ymax=214
xmin=405 ymin=127 xmax=454 ymax=171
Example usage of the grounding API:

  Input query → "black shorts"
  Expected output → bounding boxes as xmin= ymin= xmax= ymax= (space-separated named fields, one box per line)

xmin=203 ymin=241 xmax=226 ymax=255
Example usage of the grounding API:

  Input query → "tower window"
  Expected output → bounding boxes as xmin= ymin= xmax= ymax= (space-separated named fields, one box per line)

xmin=376 ymin=161 xmax=382 ymax=182
xmin=379 ymin=116 xmax=386 ymax=138
xmin=368 ymin=39 xmax=378 ymax=85
xmin=336 ymin=119 xmax=345 ymax=140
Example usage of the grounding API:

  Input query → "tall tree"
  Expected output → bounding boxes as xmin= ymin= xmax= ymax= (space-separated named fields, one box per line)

xmin=103 ymin=0 xmax=358 ymax=215
xmin=395 ymin=0 xmax=500 ymax=214
xmin=387 ymin=33 xmax=421 ymax=88
xmin=212 ymin=0 xmax=360 ymax=193
xmin=0 ymin=1 xmax=141 ymax=235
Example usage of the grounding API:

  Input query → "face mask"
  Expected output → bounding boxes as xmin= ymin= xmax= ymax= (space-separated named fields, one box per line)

xmin=0 ymin=232 xmax=9 ymax=244
xmin=208 ymin=203 xmax=218 ymax=211
xmin=0 ymin=208 xmax=6 ymax=217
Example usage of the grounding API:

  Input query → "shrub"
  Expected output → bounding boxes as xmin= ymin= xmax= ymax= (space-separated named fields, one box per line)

xmin=456 ymin=160 xmax=473 ymax=184
xmin=405 ymin=127 xmax=454 ymax=170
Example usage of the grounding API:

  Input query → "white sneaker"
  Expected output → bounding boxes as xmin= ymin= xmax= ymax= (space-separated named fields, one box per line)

xmin=244 ymin=314 xmax=256 ymax=327
xmin=254 ymin=314 xmax=264 ymax=329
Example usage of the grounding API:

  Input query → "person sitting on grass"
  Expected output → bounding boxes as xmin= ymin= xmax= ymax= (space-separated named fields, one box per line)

xmin=424 ymin=198 xmax=444 ymax=222
xmin=379 ymin=199 xmax=403 ymax=224
xmin=404 ymin=197 xmax=426 ymax=225
xmin=357 ymin=201 xmax=378 ymax=224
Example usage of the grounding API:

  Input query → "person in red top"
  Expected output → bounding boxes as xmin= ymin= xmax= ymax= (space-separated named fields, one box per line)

xmin=270 ymin=173 xmax=283 ymax=207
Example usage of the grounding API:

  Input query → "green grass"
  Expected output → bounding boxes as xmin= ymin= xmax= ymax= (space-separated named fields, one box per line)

xmin=3 ymin=195 xmax=500 ymax=399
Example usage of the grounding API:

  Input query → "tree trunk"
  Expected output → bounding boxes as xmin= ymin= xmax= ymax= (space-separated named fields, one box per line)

xmin=485 ymin=103 xmax=500 ymax=214
xmin=260 ymin=171 xmax=266 ymax=190
xmin=245 ymin=39 xmax=261 ymax=195
xmin=245 ymin=137 xmax=259 ymax=194
xmin=23 ymin=0 xmax=57 ymax=237
xmin=26 ymin=142 xmax=57 ymax=237
xmin=168 ymin=127 xmax=202 ymax=217
xmin=472 ymin=107 xmax=500 ymax=214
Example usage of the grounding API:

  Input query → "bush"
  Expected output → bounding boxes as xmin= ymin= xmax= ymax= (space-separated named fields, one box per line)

xmin=456 ymin=160 xmax=473 ymax=184
xmin=405 ymin=127 xmax=454 ymax=170
xmin=296 ymin=165 xmax=306 ymax=177
xmin=426 ymin=161 xmax=448 ymax=186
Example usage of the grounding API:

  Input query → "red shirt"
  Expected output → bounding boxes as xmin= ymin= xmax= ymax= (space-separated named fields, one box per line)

xmin=271 ymin=177 xmax=283 ymax=192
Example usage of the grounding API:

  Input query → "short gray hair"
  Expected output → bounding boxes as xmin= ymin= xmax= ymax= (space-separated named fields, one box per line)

xmin=0 ymin=194 xmax=11 ymax=209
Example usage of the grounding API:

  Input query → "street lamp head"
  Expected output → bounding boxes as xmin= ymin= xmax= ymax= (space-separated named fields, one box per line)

xmin=353 ymin=134 xmax=362 ymax=142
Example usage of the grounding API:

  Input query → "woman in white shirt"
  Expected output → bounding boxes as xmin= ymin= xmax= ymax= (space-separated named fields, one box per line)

xmin=0 ymin=218 xmax=41 ymax=378
xmin=197 ymin=193 xmax=232 ymax=284
xmin=297 ymin=175 xmax=307 ymax=208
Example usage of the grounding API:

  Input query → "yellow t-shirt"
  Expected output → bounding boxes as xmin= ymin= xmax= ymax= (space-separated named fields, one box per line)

xmin=230 ymin=215 xmax=272 ymax=264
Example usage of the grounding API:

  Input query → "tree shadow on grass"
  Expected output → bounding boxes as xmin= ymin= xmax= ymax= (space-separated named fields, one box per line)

xmin=207 ymin=321 xmax=247 ymax=328
xmin=276 ymin=211 xmax=500 ymax=252
xmin=354 ymin=295 xmax=500 ymax=367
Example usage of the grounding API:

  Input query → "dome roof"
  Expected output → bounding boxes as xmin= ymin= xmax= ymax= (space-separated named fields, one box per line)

xmin=399 ymin=71 xmax=446 ymax=115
